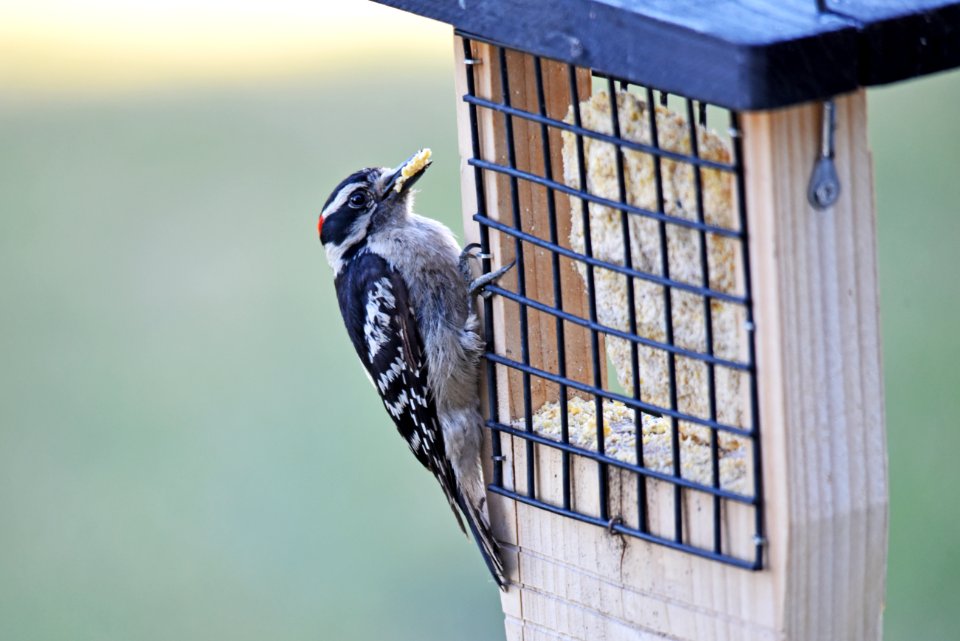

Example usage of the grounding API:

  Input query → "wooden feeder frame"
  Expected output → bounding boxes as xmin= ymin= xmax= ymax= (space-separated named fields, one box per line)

xmin=373 ymin=2 xmax=960 ymax=640
xmin=457 ymin=33 xmax=765 ymax=570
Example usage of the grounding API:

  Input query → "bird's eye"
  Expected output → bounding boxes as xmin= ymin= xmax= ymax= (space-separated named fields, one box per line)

xmin=348 ymin=191 xmax=369 ymax=209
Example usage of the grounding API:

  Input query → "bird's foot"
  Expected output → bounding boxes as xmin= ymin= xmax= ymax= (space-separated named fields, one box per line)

xmin=460 ymin=243 xmax=515 ymax=298
xmin=460 ymin=243 xmax=492 ymax=261
xmin=458 ymin=243 xmax=491 ymax=278
xmin=469 ymin=260 xmax=516 ymax=299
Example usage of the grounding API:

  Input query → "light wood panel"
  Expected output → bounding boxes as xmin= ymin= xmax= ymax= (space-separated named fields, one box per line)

xmin=455 ymin=32 xmax=887 ymax=640
xmin=743 ymin=90 xmax=888 ymax=641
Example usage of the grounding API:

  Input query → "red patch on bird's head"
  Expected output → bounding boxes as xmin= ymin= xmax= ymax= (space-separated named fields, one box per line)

xmin=317 ymin=215 xmax=324 ymax=239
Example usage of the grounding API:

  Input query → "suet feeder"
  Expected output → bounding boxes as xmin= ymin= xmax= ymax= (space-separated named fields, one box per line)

xmin=374 ymin=2 xmax=960 ymax=639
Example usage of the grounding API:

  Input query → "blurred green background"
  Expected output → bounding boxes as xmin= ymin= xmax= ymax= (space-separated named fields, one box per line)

xmin=1 ymin=4 xmax=959 ymax=640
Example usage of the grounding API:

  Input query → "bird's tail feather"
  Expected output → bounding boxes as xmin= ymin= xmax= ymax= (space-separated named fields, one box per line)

xmin=456 ymin=490 xmax=508 ymax=590
xmin=437 ymin=476 xmax=467 ymax=535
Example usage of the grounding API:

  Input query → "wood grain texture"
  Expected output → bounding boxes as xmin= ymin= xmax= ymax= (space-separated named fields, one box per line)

xmin=469 ymin=43 xmax=600 ymax=415
xmin=743 ymin=90 xmax=888 ymax=641
xmin=454 ymin=35 xmax=598 ymax=626
xmin=456 ymin=34 xmax=604 ymax=635
xmin=456 ymin=33 xmax=887 ymax=640
xmin=454 ymin=37 xmax=521 ymax=618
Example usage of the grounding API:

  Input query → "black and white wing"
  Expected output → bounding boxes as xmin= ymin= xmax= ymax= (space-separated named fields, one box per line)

xmin=335 ymin=251 xmax=466 ymax=533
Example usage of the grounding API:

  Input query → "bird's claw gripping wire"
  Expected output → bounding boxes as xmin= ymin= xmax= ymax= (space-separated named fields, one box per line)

xmin=460 ymin=242 xmax=491 ymax=261
xmin=459 ymin=243 xmax=516 ymax=298
xmin=470 ymin=260 xmax=516 ymax=298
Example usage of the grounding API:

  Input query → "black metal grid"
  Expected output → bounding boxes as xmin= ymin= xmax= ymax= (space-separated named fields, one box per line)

xmin=460 ymin=33 xmax=764 ymax=570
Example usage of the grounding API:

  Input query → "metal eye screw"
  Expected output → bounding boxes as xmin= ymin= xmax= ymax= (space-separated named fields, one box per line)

xmin=808 ymin=100 xmax=841 ymax=210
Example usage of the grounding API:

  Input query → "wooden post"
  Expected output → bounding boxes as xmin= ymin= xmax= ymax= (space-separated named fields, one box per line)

xmin=743 ymin=91 xmax=888 ymax=641
xmin=454 ymin=32 xmax=887 ymax=639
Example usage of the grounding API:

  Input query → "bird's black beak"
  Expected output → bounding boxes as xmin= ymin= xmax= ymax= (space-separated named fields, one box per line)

xmin=383 ymin=149 xmax=432 ymax=198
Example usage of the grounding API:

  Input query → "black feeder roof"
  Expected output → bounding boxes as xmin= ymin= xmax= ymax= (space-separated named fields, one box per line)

xmin=373 ymin=0 xmax=960 ymax=110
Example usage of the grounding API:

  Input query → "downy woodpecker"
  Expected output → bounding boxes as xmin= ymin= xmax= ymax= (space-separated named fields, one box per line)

xmin=317 ymin=150 xmax=511 ymax=589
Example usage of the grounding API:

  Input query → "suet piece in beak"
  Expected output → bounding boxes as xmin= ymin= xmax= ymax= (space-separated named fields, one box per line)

xmin=384 ymin=148 xmax=432 ymax=195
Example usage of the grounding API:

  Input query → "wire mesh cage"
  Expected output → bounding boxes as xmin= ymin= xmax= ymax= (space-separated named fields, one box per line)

xmin=366 ymin=1 xmax=960 ymax=638
xmin=459 ymin=33 xmax=763 ymax=569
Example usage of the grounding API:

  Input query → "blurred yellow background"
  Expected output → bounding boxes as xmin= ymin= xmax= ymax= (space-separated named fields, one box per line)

xmin=1 ymin=1 xmax=448 ymax=89
xmin=1 ymin=2 xmax=959 ymax=641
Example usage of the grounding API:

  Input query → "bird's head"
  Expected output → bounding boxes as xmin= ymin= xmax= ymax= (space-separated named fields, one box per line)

xmin=317 ymin=149 xmax=432 ymax=273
